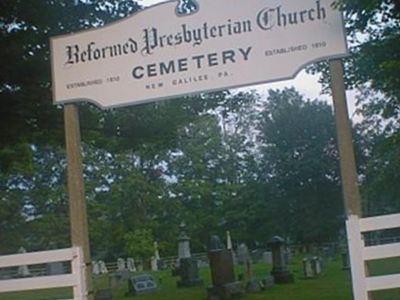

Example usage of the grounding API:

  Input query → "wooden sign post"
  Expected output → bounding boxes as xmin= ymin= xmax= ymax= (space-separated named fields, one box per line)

xmin=64 ymin=104 xmax=93 ymax=299
xmin=330 ymin=60 xmax=375 ymax=300
xmin=329 ymin=59 xmax=362 ymax=217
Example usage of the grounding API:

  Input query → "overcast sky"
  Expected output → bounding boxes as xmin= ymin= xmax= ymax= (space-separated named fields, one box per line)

xmin=138 ymin=0 xmax=358 ymax=119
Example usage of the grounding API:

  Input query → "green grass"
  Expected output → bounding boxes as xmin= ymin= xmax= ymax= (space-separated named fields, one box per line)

xmin=2 ymin=257 xmax=400 ymax=299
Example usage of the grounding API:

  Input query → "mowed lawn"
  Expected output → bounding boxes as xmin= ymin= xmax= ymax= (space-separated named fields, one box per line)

xmin=2 ymin=257 xmax=400 ymax=300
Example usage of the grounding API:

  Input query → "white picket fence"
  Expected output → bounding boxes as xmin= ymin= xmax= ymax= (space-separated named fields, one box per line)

xmin=0 ymin=247 xmax=86 ymax=299
xmin=346 ymin=213 xmax=400 ymax=300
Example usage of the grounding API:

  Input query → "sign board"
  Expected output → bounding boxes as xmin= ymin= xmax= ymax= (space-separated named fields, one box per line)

xmin=51 ymin=0 xmax=348 ymax=108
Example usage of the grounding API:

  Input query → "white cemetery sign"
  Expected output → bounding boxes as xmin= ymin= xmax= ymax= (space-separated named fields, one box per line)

xmin=51 ymin=0 xmax=347 ymax=108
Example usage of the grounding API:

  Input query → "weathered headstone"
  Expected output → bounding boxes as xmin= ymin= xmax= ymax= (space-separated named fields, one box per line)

xmin=178 ymin=222 xmax=191 ymax=259
xmin=207 ymin=235 xmax=244 ymax=300
xmin=46 ymin=262 xmax=64 ymax=275
xmin=127 ymin=274 xmax=158 ymax=296
xmin=17 ymin=247 xmax=30 ymax=277
xmin=136 ymin=261 xmax=144 ymax=272
xmin=127 ymin=258 xmax=136 ymax=272
xmin=267 ymin=236 xmax=294 ymax=284
xmin=172 ymin=222 xmax=203 ymax=287
xmin=99 ymin=260 xmax=108 ymax=274
xmin=262 ymin=251 xmax=273 ymax=265
xmin=302 ymin=258 xmax=314 ymax=279
xmin=151 ymin=241 xmax=160 ymax=271
xmin=117 ymin=258 xmax=126 ymax=271
xmin=154 ymin=241 xmax=161 ymax=260
xmin=226 ymin=231 xmax=233 ymax=250
xmin=93 ymin=261 xmax=101 ymax=276
xmin=251 ymin=249 xmax=264 ymax=263
xmin=176 ymin=257 xmax=203 ymax=287
xmin=198 ymin=259 xmax=209 ymax=268
xmin=311 ymin=257 xmax=322 ymax=275
xmin=151 ymin=256 xmax=158 ymax=271
xmin=284 ymin=247 xmax=293 ymax=264
xmin=237 ymin=243 xmax=250 ymax=265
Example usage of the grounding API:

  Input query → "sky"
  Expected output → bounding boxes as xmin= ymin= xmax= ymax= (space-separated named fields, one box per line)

xmin=138 ymin=0 xmax=358 ymax=119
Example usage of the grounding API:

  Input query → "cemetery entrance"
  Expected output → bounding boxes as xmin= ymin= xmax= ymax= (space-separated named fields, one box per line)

xmin=50 ymin=0 xmax=400 ymax=299
xmin=1 ymin=1 xmax=399 ymax=300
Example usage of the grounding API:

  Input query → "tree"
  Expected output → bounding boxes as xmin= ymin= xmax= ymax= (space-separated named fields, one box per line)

xmin=0 ymin=0 xmax=143 ymax=171
xmin=309 ymin=0 xmax=400 ymax=120
xmin=354 ymin=89 xmax=400 ymax=216
xmin=124 ymin=229 xmax=154 ymax=261
xmin=259 ymin=88 xmax=344 ymax=243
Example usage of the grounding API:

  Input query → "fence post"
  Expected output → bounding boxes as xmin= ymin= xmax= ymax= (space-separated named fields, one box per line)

xmin=72 ymin=247 xmax=87 ymax=300
xmin=346 ymin=215 xmax=368 ymax=300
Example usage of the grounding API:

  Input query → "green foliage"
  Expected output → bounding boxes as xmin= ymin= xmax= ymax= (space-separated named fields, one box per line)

xmin=307 ymin=0 xmax=400 ymax=217
xmin=0 ymin=88 xmax=352 ymax=257
xmin=259 ymin=88 xmax=343 ymax=243
xmin=124 ymin=229 xmax=154 ymax=261
xmin=309 ymin=0 xmax=400 ymax=119
xmin=0 ymin=0 xmax=141 ymax=170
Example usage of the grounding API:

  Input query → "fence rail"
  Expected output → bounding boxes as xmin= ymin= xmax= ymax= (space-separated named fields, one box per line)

xmin=346 ymin=213 xmax=400 ymax=300
xmin=0 ymin=247 xmax=86 ymax=299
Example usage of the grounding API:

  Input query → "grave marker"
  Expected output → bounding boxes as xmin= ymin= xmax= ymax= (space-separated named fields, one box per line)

xmin=267 ymin=236 xmax=294 ymax=284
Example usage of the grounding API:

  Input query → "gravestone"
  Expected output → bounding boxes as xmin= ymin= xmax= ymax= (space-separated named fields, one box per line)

xmin=237 ymin=243 xmax=250 ymax=265
xmin=117 ymin=258 xmax=126 ymax=271
xmin=17 ymin=247 xmax=30 ymax=277
xmin=284 ymin=247 xmax=293 ymax=264
xmin=207 ymin=235 xmax=244 ymax=300
xmin=178 ymin=222 xmax=191 ymax=259
xmin=172 ymin=222 xmax=203 ymax=287
xmin=262 ymin=251 xmax=273 ymax=265
xmin=176 ymin=257 xmax=203 ymax=287
xmin=251 ymin=249 xmax=264 ymax=263
xmin=93 ymin=261 xmax=101 ymax=276
xmin=154 ymin=241 xmax=161 ymax=260
xmin=151 ymin=241 xmax=160 ymax=271
xmin=99 ymin=260 xmax=108 ymax=274
xmin=302 ymin=258 xmax=314 ymax=279
xmin=198 ymin=259 xmax=209 ymax=268
xmin=46 ymin=262 xmax=64 ymax=275
xmin=127 ymin=258 xmax=136 ymax=272
xmin=127 ymin=274 xmax=158 ymax=296
xmin=267 ymin=236 xmax=294 ymax=284
xmin=226 ymin=231 xmax=233 ymax=250
xmin=311 ymin=257 xmax=322 ymax=275
xmin=151 ymin=256 xmax=158 ymax=271
xmin=136 ymin=261 xmax=144 ymax=272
